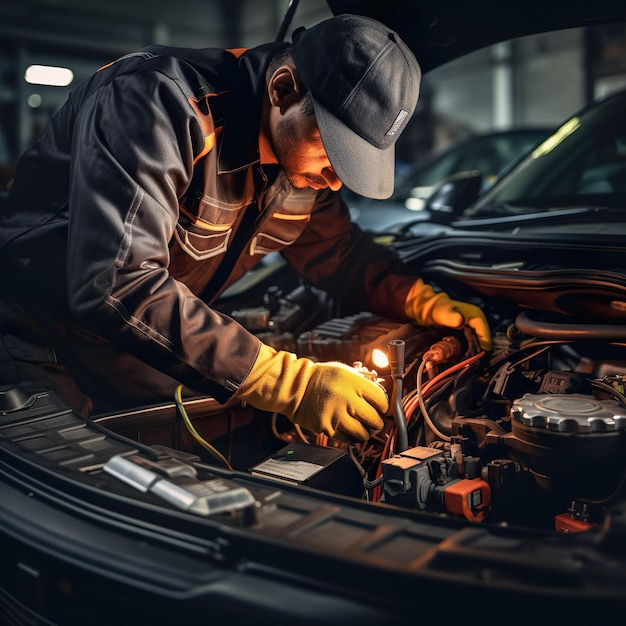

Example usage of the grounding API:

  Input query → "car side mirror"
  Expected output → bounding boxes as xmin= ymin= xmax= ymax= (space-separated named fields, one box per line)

xmin=423 ymin=170 xmax=483 ymax=223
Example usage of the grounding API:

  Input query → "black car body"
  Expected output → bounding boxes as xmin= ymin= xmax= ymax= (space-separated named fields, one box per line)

xmin=3 ymin=1 xmax=626 ymax=625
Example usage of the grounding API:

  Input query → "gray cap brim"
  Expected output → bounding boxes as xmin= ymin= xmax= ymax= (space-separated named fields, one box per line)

xmin=313 ymin=97 xmax=395 ymax=200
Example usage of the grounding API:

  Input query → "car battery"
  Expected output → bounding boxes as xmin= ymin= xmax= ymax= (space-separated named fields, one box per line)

xmin=250 ymin=441 xmax=363 ymax=498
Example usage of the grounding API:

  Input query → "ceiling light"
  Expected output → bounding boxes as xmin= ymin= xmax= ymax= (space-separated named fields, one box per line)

xmin=25 ymin=65 xmax=74 ymax=87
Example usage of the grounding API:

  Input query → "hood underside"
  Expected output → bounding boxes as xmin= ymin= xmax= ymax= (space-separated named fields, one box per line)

xmin=326 ymin=0 xmax=626 ymax=71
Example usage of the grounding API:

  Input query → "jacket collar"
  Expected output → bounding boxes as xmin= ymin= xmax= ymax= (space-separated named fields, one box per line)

xmin=217 ymin=42 xmax=289 ymax=174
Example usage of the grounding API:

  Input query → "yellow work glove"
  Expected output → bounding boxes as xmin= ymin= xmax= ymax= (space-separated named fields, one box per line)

xmin=404 ymin=279 xmax=492 ymax=350
xmin=236 ymin=343 xmax=388 ymax=442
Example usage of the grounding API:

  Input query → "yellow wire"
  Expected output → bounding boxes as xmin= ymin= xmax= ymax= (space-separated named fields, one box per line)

xmin=174 ymin=385 xmax=233 ymax=470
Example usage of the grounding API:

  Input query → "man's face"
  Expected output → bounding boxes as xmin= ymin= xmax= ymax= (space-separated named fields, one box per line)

xmin=272 ymin=103 xmax=343 ymax=192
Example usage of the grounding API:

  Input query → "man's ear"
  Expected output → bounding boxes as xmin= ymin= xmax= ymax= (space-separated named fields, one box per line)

xmin=267 ymin=65 xmax=302 ymax=112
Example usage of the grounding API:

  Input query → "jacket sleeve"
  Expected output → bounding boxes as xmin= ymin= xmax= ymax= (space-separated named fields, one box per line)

xmin=281 ymin=190 xmax=418 ymax=320
xmin=66 ymin=70 xmax=260 ymax=402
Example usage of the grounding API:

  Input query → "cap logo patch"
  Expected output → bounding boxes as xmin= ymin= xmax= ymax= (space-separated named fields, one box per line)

xmin=386 ymin=109 xmax=409 ymax=136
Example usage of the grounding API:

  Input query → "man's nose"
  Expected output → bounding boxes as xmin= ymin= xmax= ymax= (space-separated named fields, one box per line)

xmin=321 ymin=166 xmax=342 ymax=191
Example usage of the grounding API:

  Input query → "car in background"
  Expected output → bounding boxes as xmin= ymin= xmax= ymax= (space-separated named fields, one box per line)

xmin=347 ymin=127 xmax=551 ymax=231
xmin=3 ymin=2 xmax=626 ymax=625
xmin=461 ymin=89 xmax=626 ymax=221
xmin=397 ymin=86 xmax=626 ymax=238
xmin=396 ymin=127 xmax=551 ymax=206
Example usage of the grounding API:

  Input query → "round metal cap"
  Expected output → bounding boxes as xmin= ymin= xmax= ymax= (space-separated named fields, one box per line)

xmin=511 ymin=393 xmax=626 ymax=433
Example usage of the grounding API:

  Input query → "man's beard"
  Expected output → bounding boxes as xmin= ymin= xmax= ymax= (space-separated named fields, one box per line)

xmin=283 ymin=170 xmax=326 ymax=190
xmin=273 ymin=117 xmax=326 ymax=190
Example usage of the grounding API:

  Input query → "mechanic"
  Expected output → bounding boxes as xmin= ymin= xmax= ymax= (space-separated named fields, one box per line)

xmin=0 ymin=14 xmax=491 ymax=442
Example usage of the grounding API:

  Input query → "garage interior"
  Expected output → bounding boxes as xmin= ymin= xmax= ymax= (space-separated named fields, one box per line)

xmin=2 ymin=0 xmax=626 ymax=190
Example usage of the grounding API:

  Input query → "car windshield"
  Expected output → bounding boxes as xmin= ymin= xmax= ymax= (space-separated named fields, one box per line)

xmin=464 ymin=89 xmax=626 ymax=217
xmin=393 ymin=129 xmax=549 ymax=200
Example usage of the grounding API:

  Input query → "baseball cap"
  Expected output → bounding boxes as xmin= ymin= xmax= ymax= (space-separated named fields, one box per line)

xmin=292 ymin=14 xmax=421 ymax=200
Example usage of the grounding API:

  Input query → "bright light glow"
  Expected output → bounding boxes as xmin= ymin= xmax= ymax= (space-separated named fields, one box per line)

xmin=371 ymin=349 xmax=389 ymax=369
xmin=405 ymin=196 xmax=425 ymax=211
xmin=25 ymin=65 xmax=74 ymax=87
xmin=532 ymin=117 xmax=580 ymax=158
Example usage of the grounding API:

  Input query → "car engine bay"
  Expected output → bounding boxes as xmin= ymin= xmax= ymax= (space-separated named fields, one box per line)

xmin=183 ymin=234 xmax=626 ymax=535
xmin=3 ymin=234 xmax=626 ymax=623
xmin=3 ymin=235 xmax=626 ymax=541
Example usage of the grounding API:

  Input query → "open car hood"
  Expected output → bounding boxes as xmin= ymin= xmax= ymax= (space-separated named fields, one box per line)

xmin=326 ymin=0 xmax=626 ymax=70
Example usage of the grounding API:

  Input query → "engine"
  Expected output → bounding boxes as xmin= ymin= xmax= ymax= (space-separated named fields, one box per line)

xmin=227 ymin=284 xmax=626 ymax=533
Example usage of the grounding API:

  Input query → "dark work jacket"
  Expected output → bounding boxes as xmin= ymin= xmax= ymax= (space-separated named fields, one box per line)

xmin=0 ymin=42 xmax=417 ymax=404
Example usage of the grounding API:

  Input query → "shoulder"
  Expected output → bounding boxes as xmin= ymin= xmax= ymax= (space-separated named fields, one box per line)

xmin=91 ymin=46 xmax=238 ymax=98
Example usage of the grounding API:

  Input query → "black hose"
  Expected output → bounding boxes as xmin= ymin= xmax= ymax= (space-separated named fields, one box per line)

xmin=515 ymin=310 xmax=626 ymax=340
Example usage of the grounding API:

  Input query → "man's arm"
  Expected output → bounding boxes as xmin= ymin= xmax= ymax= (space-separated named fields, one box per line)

xmin=280 ymin=189 xmax=417 ymax=319
xmin=281 ymin=190 xmax=491 ymax=349
xmin=65 ymin=69 xmax=260 ymax=402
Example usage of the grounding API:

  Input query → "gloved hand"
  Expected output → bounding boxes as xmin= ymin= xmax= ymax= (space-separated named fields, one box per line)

xmin=236 ymin=343 xmax=388 ymax=442
xmin=404 ymin=278 xmax=492 ymax=350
